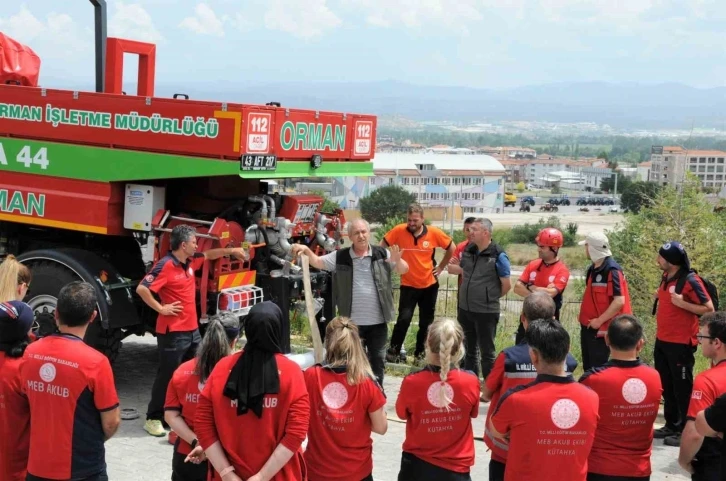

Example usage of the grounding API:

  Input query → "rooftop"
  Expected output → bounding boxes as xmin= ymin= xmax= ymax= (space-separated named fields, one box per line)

xmin=372 ymin=152 xmax=505 ymax=174
xmin=685 ymin=150 xmax=726 ymax=157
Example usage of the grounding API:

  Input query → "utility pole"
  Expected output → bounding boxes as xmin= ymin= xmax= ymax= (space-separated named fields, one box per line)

xmin=614 ymin=171 xmax=618 ymax=199
xmin=449 ymin=195 xmax=454 ymax=237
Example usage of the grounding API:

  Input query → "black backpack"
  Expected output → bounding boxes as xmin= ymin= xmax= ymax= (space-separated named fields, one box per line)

xmin=652 ymin=269 xmax=719 ymax=315
xmin=676 ymin=270 xmax=719 ymax=311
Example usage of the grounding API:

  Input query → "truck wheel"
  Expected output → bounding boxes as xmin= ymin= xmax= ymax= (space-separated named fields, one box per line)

xmin=24 ymin=261 xmax=123 ymax=362
xmin=86 ymin=324 xmax=123 ymax=363
xmin=24 ymin=261 xmax=78 ymax=337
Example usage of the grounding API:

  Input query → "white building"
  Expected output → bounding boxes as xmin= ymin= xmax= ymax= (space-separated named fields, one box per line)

xmin=650 ymin=146 xmax=726 ymax=190
xmin=637 ymin=162 xmax=651 ymax=182
xmin=535 ymin=166 xmax=613 ymax=191
xmin=331 ymin=153 xmax=506 ymax=214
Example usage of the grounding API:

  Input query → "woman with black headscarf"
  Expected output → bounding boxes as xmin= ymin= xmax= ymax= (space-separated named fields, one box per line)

xmin=195 ymin=301 xmax=310 ymax=481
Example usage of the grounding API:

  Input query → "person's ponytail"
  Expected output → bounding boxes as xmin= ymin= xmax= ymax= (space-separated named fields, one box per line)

xmin=324 ymin=317 xmax=375 ymax=385
xmin=426 ymin=318 xmax=465 ymax=410
xmin=196 ymin=311 xmax=240 ymax=383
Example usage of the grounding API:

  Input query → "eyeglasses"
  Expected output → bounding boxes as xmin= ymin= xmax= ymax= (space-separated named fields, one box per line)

xmin=697 ymin=335 xmax=716 ymax=341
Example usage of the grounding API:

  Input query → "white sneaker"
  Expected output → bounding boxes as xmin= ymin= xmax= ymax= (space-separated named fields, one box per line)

xmin=144 ymin=419 xmax=166 ymax=437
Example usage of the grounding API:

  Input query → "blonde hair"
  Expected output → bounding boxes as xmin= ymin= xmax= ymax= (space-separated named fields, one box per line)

xmin=324 ymin=317 xmax=375 ymax=385
xmin=426 ymin=318 xmax=465 ymax=410
xmin=0 ymin=255 xmax=32 ymax=303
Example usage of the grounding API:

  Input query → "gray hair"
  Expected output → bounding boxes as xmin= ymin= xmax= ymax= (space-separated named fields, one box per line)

xmin=522 ymin=292 xmax=556 ymax=322
xmin=472 ymin=217 xmax=493 ymax=233
xmin=170 ymin=225 xmax=196 ymax=250
xmin=195 ymin=311 xmax=239 ymax=382
xmin=347 ymin=218 xmax=371 ymax=236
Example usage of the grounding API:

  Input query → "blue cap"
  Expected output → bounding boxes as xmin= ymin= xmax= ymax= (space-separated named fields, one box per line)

xmin=0 ymin=301 xmax=34 ymax=344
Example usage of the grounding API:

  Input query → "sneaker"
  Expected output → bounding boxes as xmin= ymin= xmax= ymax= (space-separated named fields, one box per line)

xmin=144 ymin=419 xmax=167 ymax=437
xmin=653 ymin=425 xmax=678 ymax=439
xmin=413 ymin=352 xmax=426 ymax=366
xmin=386 ymin=348 xmax=403 ymax=363
xmin=664 ymin=433 xmax=682 ymax=447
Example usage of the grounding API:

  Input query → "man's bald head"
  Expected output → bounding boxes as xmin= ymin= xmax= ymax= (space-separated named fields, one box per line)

xmin=523 ymin=292 xmax=556 ymax=324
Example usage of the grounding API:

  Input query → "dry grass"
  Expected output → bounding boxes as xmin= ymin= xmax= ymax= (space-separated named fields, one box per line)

xmin=506 ymin=244 xmax=590 ymax=272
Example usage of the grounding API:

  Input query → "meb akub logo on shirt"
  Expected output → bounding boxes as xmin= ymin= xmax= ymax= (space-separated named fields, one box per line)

xmin=322 ymin=382 xmax=349 ymax=409
xmin=39 ymin=363 xmax=56 ymax=383
xmin=550 ymin=398 xmax=580 ymax=429
xmin=622 ymin=378 xmax=648 ymax=404
xmin=426 ymin=381 xmax=454 ymax=409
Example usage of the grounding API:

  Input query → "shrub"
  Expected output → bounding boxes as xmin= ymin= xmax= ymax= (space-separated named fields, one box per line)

xmin=509 ymin=216 xmax=577 ymax=247
xmin=608 ymin=180 xmax=726 ymax=365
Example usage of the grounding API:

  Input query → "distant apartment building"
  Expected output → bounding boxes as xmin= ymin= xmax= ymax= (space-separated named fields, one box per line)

xmin=650 ymin=146 xmax=726 ymax=190
xmin=637 ymin=161 xmax=651 ymax=182
xmin=331 ymin=153 xmax=506 ymax=214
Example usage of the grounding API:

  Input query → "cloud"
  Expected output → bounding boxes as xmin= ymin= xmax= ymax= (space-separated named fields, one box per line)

xmin=0 ymin=6 xmax=88 ymax=60
xmin=347 ymin=0 xmax=484 ymax=34
xmin=109 ymin=2 xmax=164 ymax=44
xmin=263 ymin=0 xmax=341 ymax=39
xmin=179 ymin=3 xmax=226 ymax=37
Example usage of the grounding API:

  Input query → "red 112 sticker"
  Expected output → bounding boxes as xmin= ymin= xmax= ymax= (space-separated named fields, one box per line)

xmin=354 ymin=121 xmax=372 ymax=155
xmin=247 ymin=112 xmax=271 ymax=153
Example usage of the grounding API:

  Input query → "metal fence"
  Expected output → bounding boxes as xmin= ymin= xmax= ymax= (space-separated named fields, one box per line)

xmin=392 ymin=285 xmax=583 ymax=332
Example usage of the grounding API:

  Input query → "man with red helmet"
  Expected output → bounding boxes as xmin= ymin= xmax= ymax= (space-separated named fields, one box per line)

xmin=513 ymin=227 xmax=570 ymax=344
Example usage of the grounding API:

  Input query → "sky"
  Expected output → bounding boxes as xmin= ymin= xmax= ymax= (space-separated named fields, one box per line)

xmin=1 ymin=0 xmax=724 ymax=91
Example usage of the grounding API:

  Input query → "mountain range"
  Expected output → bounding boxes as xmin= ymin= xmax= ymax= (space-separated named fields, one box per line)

xmin=43 ymin=78 xmax=726 ymax=130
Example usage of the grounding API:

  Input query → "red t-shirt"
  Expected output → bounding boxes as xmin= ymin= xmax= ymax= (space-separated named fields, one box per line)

xmin=518 ymin=259 xmax=570 ymax=316
xmin=656 ymin=273 xmax=710 ymax=345
xmin=454 ymin=240 xmax=469 ymax=287
xmin=395 ymin=366 xmax=480 ymax=473
xmin=303 ymin=365 xmax=386 ymax=481
xmin=686 ymin=360 xmax=726 ymax=464
xmin=195 ymin=352 xmax=310 ymax=481
xmin=484 ymin=344 xmax=578 ymax=463
xmin=578 ymin=359 xmax=662 ymax=477
xmin=141 ymin=252 xmax=206 ymax=334
xmin=164 ymin=358 xmax=205 ymax=456
xmin=20 ymin=334 xmax=119 ymax=480
xmin=579 ymin=258 xmax=632 ymax=335
xmin=490 ymin=374 xmax=599 ymax=481
xmin=0 ymin=352 xmax=30 ymax=481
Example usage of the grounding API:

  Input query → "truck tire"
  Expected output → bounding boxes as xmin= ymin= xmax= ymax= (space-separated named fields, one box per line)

xmin=23 ymin=261 xmax=123 ymax=362
xmin=24 ymin=261 xmax=77 ymax=338
xmin=86 ymin=323 xmax=123 ymax=362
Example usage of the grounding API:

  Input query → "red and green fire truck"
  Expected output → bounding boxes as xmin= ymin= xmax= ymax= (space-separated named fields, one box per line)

xmin=0 ymin=14 xmax=376 ymax=360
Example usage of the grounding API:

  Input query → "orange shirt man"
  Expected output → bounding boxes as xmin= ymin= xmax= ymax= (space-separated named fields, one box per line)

xmin=382 ymin=203 xmax=455 ymax=362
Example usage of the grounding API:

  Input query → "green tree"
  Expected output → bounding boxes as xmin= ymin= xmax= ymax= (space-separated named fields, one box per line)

xmin=619 ymin=181 xmax=661 ymax=214
xmin=608 ymin=181 xmax=726 ymax=364
xmin=311 ymin=190 xmax=341 ymax=213
xmin=516 ymin=181 xmax=526 ymax=193
xmin=600 ymin=173 xmax=632 ymax=193
xmin=360 ymin=185 xmax=416 ymax=224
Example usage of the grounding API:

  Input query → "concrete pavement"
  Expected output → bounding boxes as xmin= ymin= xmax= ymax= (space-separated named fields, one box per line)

xmin=106 ymin=335 xmax=689 ymax=481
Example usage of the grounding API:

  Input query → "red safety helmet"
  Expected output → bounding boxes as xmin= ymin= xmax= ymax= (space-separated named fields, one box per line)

xmin=536 ymin=228 xmax=564 ymax=248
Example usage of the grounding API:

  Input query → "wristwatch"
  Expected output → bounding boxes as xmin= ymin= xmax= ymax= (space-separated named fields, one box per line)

xmin=190 ymin=438 xmax=198 ymax=449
